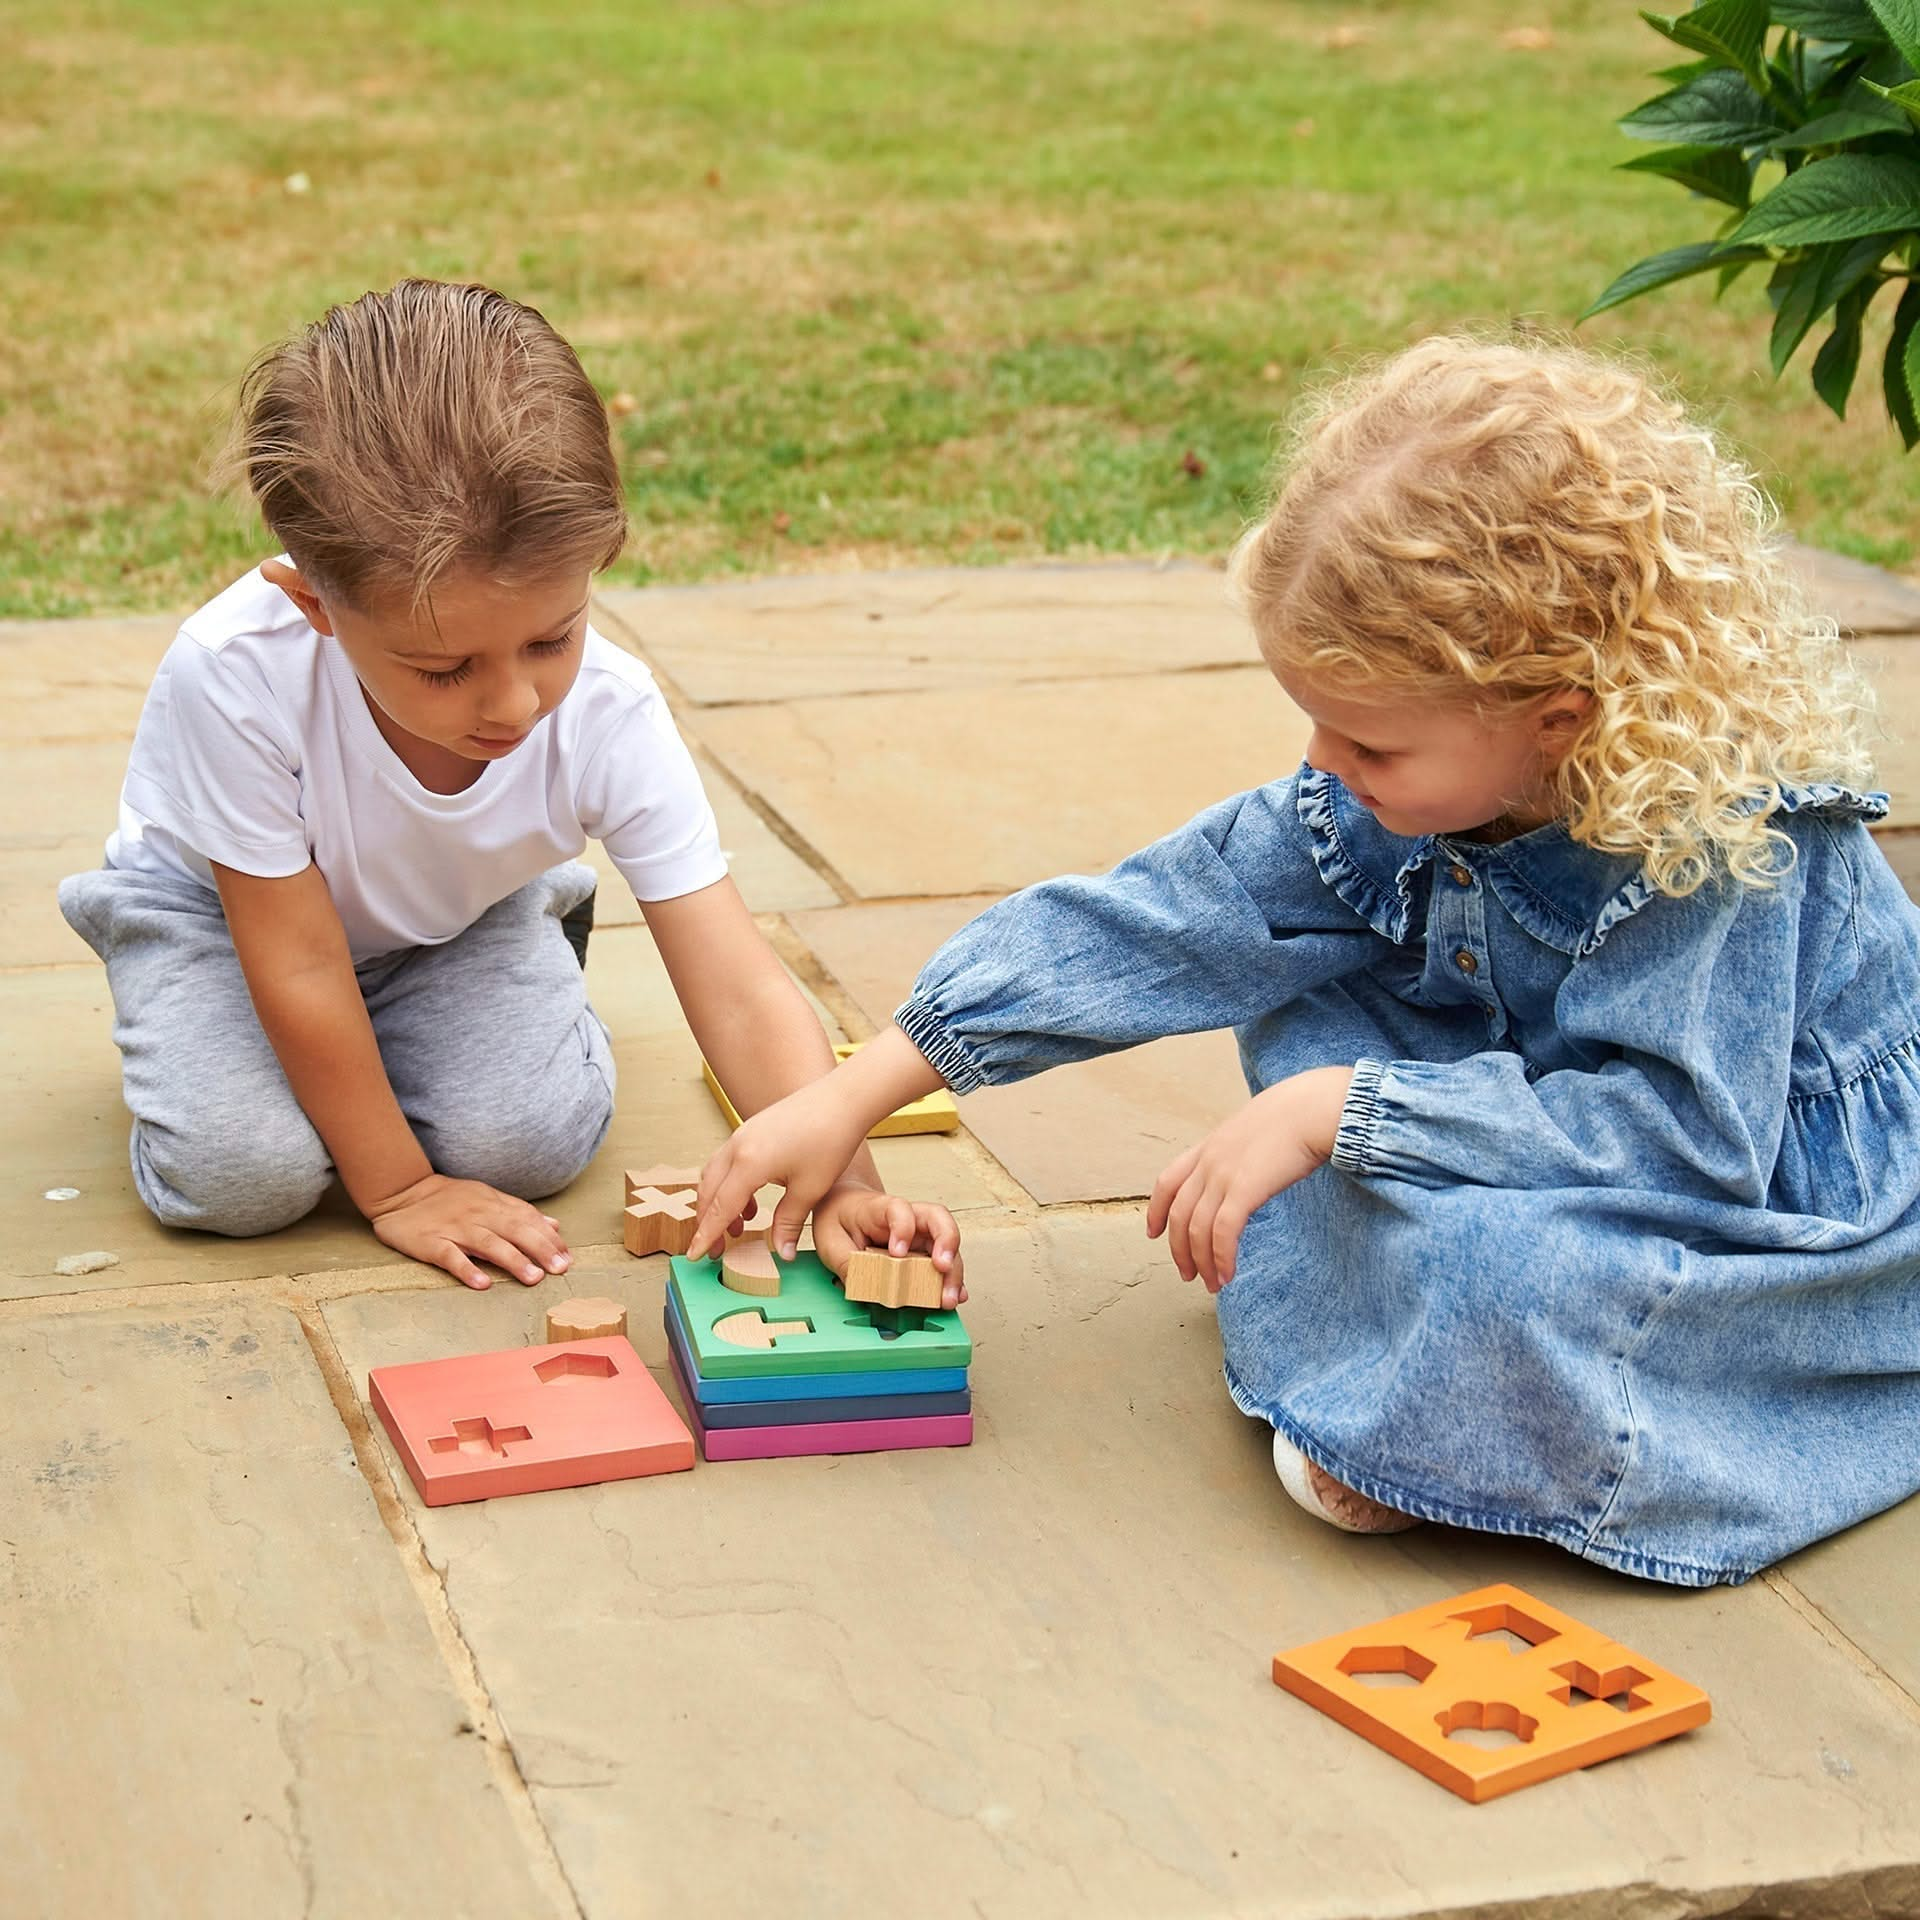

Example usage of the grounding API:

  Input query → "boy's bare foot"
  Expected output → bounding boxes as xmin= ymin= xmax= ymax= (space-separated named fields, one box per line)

xmin=1272 ymin=1431 xmax=1422 ymax=1535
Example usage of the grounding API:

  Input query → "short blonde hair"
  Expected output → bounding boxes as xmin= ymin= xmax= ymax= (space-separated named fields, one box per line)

xmin=230 ymin=279 xmax=627 ymax=613
xmin=1232 ymin=334 xmax=1875 ymax=896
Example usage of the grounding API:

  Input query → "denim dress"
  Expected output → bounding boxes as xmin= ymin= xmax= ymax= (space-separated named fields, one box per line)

xmin=895 ymin=768 xmax=1920 ymax=1586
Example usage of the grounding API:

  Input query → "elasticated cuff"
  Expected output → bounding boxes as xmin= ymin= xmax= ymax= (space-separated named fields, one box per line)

xmin=1328 ymin=1057 xmax=1388 ymax=1175
xmin=892 ymin=993 xmax=988 ymax=1095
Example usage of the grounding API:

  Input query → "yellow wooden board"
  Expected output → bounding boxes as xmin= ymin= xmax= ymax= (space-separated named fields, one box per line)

xmin=700 ymin=1042 xmax=960 ymax=1138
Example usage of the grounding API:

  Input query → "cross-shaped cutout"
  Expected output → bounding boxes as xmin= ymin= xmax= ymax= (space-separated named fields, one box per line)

xmin=428 ymin=1415 xmax=532 ymax=1457
xmin=1549 ymin=1661 xmax=1651 ymax=1712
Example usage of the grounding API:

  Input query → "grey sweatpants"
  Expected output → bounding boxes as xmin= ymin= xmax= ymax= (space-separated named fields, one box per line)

xmin=58 ymin=862 xmax=614 ymax=1237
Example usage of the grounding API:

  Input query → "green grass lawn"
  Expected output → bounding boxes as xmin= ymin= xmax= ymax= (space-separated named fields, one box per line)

xmin=4 ymin=0 xmax=1919 ymax=617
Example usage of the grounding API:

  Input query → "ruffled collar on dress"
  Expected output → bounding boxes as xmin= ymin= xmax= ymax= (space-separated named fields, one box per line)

xmin=1295 ymin=766 xmax=1889 ymax=958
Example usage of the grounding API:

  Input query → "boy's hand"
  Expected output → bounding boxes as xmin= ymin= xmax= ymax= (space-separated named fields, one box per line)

xmin=689 ymin=1076 xmax=871 ymax=1262
xmin=810 ymin=1182 xmax=967 ymax=1306
xmin=1146 ymin=1067 xmax=1354 ymax=1292
xmin=366 ymin=1173 xmax=573 ymax=1291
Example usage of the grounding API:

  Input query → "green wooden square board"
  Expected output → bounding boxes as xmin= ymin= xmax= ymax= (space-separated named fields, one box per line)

xmin=668 ymin=1252 xmax=971 ymax=1379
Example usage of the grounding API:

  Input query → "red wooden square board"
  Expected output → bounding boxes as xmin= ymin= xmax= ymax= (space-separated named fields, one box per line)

xmin=370 ymin=1334 xmax=693 ymax=1506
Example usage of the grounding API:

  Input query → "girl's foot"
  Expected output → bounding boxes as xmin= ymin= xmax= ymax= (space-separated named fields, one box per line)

xmin=1272 ymin=1431 xmax=1422 ymax=1535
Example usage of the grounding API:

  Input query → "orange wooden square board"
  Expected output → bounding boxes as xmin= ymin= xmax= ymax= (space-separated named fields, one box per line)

xmin=1271 ymin=1582 xmax=1710 ymax=1803
xmin=370 ymin=1335 xmax=693 ymax=1506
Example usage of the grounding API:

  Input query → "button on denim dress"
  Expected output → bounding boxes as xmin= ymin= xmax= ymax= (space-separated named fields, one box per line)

xmin=896 ymin=767 xmax=1920 ymax=1586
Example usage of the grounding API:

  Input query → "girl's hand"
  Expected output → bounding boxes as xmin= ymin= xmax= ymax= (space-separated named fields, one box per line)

xmin=689 ymin=1076 xmax=871 ymax=1263
xmin=810 ymin=1182 xmax=967 ymax=1306
xmin=366 ymin=1173 xmax=573 ymax=1291
xmin=1146 ymin=1066 xmax=1355 ymax=1292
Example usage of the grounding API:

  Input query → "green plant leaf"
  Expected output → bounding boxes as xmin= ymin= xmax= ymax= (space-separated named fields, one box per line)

xmin=1729 ymin=151 xmax=1920 ymax=241
xmin=1811 ymin=284 xmax=1871 ymax=414
xmin=1866 ymin=0 xmax=1920 ymax=69
xmin=1619 ymin=142 xmax=1754 ymax=205
xmin=1770 ymin=104 xmax=1909 ymax=146
xmin=1621 ymin=67 xmax=1783 ymax=146
xmin=1717 ymin=255 xmax=1761 ymax=295
xmin=1580 ymin=242 xmax=1770 ymax=319
xmin=1769 ymin=234 xmax=1889 ymax=369
xmin=1863 ymin=76 xmax=1920 ymax=123
xmin=1772 ymin=0 xmax=1887 ymax=38
xmin=1641 ymin=0 xmax=1771 ymax=89
xmin=1798 ymin=37 xmax=1870 ymax=95
xmin=1882 ymin=281 xmax=1920 ymax=445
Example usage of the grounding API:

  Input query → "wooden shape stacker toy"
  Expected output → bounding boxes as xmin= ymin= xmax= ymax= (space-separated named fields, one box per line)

xmin=665 ymin=1248 xmax=973 ymax=1461
xmin=1271 ymin=1582 xmax=1710 ymax=1803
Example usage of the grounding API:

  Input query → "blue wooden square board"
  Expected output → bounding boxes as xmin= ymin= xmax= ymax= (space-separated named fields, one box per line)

xmin=663 ymin=1302 xmax=971 ymax=1427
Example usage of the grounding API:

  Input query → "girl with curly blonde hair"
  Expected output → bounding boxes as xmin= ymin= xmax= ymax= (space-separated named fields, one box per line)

xmin=693 ymin=334 xmax=1920 ymax=1587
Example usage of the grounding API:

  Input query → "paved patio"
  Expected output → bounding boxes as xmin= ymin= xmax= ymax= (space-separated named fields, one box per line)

xmin=4 ymin=552 xmax=1919 ymax=1918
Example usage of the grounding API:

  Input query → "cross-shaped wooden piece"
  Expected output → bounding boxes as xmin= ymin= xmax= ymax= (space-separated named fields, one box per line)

xmin=623 ymin=1163 xmax=702 ymax=1207
xmin=624 ymin=1185 xmax=700 ymax=1258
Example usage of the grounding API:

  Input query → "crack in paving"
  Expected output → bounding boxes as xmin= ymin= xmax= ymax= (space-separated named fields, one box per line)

xmin=289 ymin=1303 xmax=586 ymax=1920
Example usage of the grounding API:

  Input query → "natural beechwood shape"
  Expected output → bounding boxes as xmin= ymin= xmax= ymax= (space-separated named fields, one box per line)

xmin=624 ymin=1185 xmax=700 ymax=1258
xmin=1271 ymin=1582 xmax=1711 ymax=1804
xmin=624 ymin=1163 xmax=701 ymax=1207
xmin=720 ymin=1232 xmax=785 ymax=1297
xmin=712 ymin=1310 xmax=814 ymax=1350
xmin=544 ymin=1296 xmax=628 ymax=1343
xmin=842 ymin=1247 xmax=944 ymax=1311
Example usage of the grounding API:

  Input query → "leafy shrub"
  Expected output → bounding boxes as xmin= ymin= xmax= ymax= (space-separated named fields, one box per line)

xmin=1588 ymin=0 xmax=1920 ymax=445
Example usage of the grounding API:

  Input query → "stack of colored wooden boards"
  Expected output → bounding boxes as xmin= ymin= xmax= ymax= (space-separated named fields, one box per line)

xmin=665 ymin=1250 xmax=972 ymax=1461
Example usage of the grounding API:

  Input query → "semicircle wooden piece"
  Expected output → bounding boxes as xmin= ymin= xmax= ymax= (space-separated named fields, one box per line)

xmin=721 ymin=1234 xmax=783 ymax=1297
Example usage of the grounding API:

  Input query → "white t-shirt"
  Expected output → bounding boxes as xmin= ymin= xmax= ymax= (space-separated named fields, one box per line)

xmin=106 ymin=566 xmax=728 ymax=962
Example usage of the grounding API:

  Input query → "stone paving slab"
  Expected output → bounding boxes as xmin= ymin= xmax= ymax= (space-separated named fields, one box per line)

xmin=0 ymin=963 xmax=413 ymax=1299
xmin=1780 ymin=1496 xmax=1920 ymax=1704
xmin=790 ymin=897 xmax=1249 ymax=1204
xmin=1850 ymin=636 xmax=1920 ymax=825
xmin=0 ymin=1297 xmax=558 ymax=1920
xmin=1787 ymin=539 xmax=1920 ymax=635
xmin=690 ymin=667 xmax=1308 ymax=900
xmin=1 ymin=740 xmax=125 ymax=967
xmin=595 ymin=561 xmax=1251 ymax=705
xmin=323 ymin=1215 xmax=1920 ymax=1920
xmin=0 ymin=615 xmax=179 ymax=747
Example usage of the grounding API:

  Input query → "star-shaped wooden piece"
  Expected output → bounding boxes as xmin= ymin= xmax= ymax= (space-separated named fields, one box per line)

xmin=842 ymin=1248 xmax=944 ymax=1311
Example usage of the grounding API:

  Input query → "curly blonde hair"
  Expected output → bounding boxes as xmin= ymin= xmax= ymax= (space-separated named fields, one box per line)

xmin=1231 ymin=333 xmax=1876 ymax=896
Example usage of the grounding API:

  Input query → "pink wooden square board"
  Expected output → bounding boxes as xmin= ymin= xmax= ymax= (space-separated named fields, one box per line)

xmin=370 ymin=1334 xmax=693 ymax=1506
xmin=668 ymin=1344 xmax=972 ymax=1462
